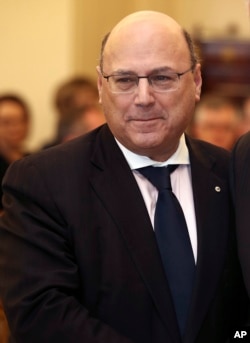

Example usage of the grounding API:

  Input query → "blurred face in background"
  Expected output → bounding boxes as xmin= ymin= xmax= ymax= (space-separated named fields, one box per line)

xmin=192 ymin=103 xmax=241 ymax=151
xmin=73 ymin=88 xmax=99 ymax=109
xmin=239 ymin=97 xmax=250 ymax=135
xmin=0 ymin=100 xmax=29 ymax=149
xmin=63 ymin=105 xmax=106 ymax=142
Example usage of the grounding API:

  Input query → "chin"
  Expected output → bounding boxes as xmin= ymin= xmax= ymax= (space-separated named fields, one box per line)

xmin=132 ymin=138 xmax=163 ymax=155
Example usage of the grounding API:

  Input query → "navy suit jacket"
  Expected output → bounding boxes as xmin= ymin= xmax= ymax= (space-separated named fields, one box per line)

xmin=0 ymin=124 xmax=247 ymax=343
xmin=231 ymin=131 xmax=250 ymax=302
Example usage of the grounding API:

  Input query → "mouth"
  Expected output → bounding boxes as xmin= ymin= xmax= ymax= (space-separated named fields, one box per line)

xmin=130 ymin=117 xmax=162 ymax=122
xmin=128 ymin=117 xmax=164 ymax=133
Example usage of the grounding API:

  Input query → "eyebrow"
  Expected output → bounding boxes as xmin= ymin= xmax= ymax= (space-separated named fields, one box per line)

xmin=110 ymin=66 xmax=175 ymax=75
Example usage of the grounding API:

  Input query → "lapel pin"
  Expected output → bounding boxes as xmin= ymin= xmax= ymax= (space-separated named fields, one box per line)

xmin=215 ymin=186 xmax=221 ymax=192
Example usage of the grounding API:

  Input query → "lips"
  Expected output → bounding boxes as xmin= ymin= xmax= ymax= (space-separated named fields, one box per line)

xmin=130 ymin=117 xmax=162 ymax=122
xmin=128 ymin=117 xmax=164 ymax=133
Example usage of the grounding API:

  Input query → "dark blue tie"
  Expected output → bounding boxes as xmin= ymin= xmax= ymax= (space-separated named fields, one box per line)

xmin=138 ymin=165 xmax=195 ymax=335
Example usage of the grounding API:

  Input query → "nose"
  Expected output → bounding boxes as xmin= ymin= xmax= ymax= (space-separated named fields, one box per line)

xmin=134 ymin=78 xmax=155 ymax=106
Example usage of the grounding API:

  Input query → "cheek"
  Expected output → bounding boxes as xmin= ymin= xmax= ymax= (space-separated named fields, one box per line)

xmin=167 ymin=93 xmax=196 ymax=129
xmin=101 ymin=92 xmax=129 ymax=122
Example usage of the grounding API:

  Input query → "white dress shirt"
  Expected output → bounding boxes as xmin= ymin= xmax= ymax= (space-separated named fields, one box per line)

xmin=116 ymin=134 xmax=197 ymax=262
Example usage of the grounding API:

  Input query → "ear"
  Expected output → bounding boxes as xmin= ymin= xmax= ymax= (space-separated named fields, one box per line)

xmin=96 ymin=66 xmax=103 ymax=104
xmin=193 ymin=64 xmax=202 ymax=102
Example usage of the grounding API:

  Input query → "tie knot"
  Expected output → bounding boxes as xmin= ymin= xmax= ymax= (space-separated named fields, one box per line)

xmin=137 ymin=165 xmax=178 ymax=191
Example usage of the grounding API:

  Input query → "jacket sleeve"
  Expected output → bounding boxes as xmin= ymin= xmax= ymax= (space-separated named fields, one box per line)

xmin=0 ymin=157 xmax=134 ymax=343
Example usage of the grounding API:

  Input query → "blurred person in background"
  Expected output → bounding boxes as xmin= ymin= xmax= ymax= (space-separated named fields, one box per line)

xmin=239 ymin=96 xmax=250 ymax=135
xmin=0 ymin=93 xmax=31 ymax=212
xmin=189 ymin=94 xmax=242 ymax=150
xmin=230 ymin=0 xmax=250 ymax=324
xmin=61 ymin=104 xmax=105 ymax=143
xmin=0 ymin=93 xmax=31 ymax=343
xmin=43 ymin=76 xmax=105 ymax=148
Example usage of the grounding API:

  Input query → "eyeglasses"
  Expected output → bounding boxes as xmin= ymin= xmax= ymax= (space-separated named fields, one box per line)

xmin=101 ymin=67 xmax=194 ymax=94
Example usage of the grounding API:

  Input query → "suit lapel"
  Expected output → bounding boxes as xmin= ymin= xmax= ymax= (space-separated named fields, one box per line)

xmin=184 ymin=137 xmax=230 ymax=343
xmin=89 ymin=126 xmax=181 ymax=343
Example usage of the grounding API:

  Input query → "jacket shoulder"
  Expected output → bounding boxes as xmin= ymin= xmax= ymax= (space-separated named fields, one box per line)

xmin=186 ymin=135 xmax=231 ymax=164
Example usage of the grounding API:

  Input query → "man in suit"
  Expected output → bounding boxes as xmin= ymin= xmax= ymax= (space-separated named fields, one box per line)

xmin=0 ymin=10 xmax=247 ymax=343
xmin=230 ymin=0 xmax=250 ymax=321
xmin=231 ymin=132 xmax=250 ymax=323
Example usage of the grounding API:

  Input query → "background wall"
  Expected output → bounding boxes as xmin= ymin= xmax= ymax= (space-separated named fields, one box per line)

xmin=0 ymin=0 xmax=249 ymax=151
xmin=0 ymin=0 xmax=74 ymax=150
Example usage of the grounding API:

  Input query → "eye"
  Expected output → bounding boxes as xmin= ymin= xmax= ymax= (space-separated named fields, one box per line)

xmin=112 ymin=75 xmax=137 ymax=91
xmin=114 ymin=76 xmax=136 ymax=84
xmin=151 ymin=74 xmax=174 ymax=82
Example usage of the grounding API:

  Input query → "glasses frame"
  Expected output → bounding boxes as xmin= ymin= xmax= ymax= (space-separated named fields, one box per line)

xmin=101 ymin=66 xmax=194 ymax=94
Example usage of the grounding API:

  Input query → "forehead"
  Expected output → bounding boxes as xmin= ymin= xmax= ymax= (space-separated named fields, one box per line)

xmin=0 ymin=101 xmax=25 ymax=119
xmin=103 ymin=17 xmax=189 ymax=72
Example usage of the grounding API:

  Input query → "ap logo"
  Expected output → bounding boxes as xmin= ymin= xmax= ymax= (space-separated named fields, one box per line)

xmin=230 ymin=327 xmax=250 ymax=342
xmin=234 ymin=331 xmax=248 ymax=339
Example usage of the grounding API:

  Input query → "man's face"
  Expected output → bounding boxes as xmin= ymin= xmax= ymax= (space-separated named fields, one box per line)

xmin=97 ymin=15 xmax=202 ymax=161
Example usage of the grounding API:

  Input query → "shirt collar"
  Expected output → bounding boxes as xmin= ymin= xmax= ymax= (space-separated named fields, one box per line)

xmin=115 ymin=134 xmax=190 ymax=170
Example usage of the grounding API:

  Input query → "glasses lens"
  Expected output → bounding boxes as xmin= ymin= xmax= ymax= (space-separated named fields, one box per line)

xmin=110 ymin=75 xmax=137 ymax=93
xmin=150 ymin=74 xmax=178 ymax=92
